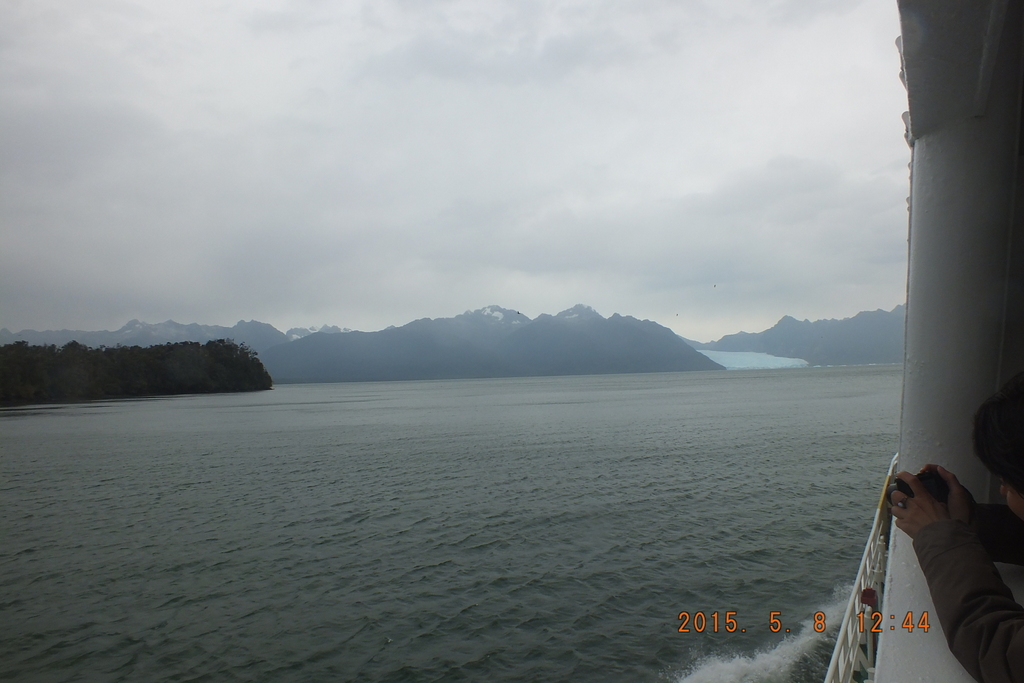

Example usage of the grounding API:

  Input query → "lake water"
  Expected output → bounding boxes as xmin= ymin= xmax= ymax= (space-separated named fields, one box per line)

xmin=0 ymin=366 xmax=902 ymax=682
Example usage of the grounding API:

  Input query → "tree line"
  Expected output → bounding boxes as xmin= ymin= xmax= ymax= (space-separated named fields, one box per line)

xmin=0 ymin=339 xmax=273 ymax=405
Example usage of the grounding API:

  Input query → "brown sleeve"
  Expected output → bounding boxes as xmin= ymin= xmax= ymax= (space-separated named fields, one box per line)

xmin=914 ymin=520 xmax=1024 ymax=683
xmin=974 ymin=504 xmax=1024 ymax=566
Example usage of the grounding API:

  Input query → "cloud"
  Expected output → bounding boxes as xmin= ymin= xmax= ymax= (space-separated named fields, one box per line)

xmin=0 ymin=0 xmax=909 ymax=340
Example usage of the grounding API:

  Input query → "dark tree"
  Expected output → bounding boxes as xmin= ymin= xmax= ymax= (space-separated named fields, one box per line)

xmin=0 ymin=339 xmax=272 ymax=405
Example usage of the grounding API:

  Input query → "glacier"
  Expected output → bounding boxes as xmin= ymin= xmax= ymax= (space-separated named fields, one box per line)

xmin=696 ymin=350 xmax=808 ymax=370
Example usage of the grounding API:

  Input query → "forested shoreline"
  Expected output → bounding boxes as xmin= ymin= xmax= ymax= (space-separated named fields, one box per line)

xmin=0 ymin=340 xmax=272 ymax=405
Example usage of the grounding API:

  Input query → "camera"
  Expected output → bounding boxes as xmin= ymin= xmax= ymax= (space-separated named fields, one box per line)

xmin=886 ymin=469 xmax=950 ymax=504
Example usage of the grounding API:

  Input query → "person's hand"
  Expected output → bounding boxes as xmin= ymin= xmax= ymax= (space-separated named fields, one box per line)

xmin=890 ymin=469 xmax=951 ymax=538
xmin=921 ymin=464 xmax=973 ymax=524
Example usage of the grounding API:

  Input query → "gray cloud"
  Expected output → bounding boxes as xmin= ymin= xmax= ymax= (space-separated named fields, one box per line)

xmin=0 ymin=0 xmax=909 ymax=341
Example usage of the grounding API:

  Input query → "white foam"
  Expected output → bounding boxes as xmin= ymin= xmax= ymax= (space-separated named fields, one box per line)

xmin=676 ymin=591 xmax=847 ymax=683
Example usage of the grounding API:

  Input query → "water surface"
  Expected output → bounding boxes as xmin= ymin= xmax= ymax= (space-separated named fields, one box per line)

xmin=0 ymin=366 xmax=902 ymax=682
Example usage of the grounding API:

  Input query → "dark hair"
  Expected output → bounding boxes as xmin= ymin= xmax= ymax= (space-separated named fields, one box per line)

xmin=974 ymin=371 xmax=1024 ymax=492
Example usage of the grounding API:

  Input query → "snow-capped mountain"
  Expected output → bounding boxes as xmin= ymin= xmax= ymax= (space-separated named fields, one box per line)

xmin=259 ymin=304 xmax=724 ymax=382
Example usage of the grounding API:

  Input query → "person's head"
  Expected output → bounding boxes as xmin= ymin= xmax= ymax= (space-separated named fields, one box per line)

xmin=974 ymin=371 xmax=1024 ymax=511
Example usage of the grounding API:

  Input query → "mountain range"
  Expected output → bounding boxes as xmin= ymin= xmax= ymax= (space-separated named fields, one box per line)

xmin=0 ymin=319 xmax=344 ymax=354
xmin=689 ymin=305 xmax=905 ymax=366
xmin=259 ymin=305 xmax=723 ymax=381
xmin=1 ymin=303 xmax=906 ymax=381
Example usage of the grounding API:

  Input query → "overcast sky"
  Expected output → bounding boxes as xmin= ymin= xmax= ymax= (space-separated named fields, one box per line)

xmin=1 ymin=0 xmax=909 ymax=341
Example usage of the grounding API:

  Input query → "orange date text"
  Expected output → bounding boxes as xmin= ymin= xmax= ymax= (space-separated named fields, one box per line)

xmin=676 ymin=611 xmax=828 ymax=634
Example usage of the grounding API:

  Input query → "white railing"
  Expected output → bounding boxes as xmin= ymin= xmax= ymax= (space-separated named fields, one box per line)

xmin=823 ymin=453 xmax=899 ymax=683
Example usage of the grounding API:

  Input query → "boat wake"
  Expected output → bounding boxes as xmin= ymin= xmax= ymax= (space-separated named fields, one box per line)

xmin=675 ymin=589 xmax=848 ymax=683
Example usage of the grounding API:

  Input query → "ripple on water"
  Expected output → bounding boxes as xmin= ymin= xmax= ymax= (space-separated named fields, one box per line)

xmin=0 ymin=367 xmax=901 ymax=682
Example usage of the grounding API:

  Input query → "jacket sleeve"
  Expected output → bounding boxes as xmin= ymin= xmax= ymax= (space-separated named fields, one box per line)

xmin=974 ymin=505 xmax=1024 ymax=566
xmin=914 ymin=520 xmax=1024 ymax=683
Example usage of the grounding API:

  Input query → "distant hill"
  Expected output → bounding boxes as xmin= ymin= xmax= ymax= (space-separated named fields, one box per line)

xmin=0 ymin=319 xmax=288 ymax=353
xmin=695 ymin=305 xmax=905 ymax=366
xmin=259 ymin=305 xmax=724 ymax=382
